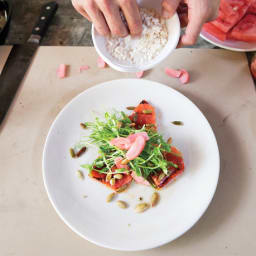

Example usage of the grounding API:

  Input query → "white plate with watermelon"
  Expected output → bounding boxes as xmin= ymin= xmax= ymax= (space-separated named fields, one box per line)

xmin=200 ymin=0 xmax=256 ymax=52
xmin=43 ymin=79 xmax=220 ymax=251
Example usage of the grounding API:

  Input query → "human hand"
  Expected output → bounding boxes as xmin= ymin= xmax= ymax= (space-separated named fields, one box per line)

xmin=162 ymin=0 xmax=220 ymax=46
xmin=71 ymin=0 xmax=142 ymax=37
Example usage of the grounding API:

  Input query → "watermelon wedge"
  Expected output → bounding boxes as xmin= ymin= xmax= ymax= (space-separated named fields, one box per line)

xmin=90 ymin=165 xmax=133 ymax=192
xmin=212 ymin=0 xmax=251 ymax=33
xmin=151 ymin=146 xmax=185 ymax=189
xmin=229 ymin=14 xmax=256 ymax=42
xmin=203 ymin=23 xmax=228 ymax=41
xmin=129 ymin=100 xmax=156 ymax=129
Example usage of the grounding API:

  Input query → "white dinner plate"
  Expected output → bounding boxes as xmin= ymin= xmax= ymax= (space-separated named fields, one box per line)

xmin=43 ymin=79 xmax=220 ymax=251
xmin=200 ymin=30 xmax=256 ymax=52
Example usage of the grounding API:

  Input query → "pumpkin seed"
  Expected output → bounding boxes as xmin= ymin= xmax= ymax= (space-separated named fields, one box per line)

xmin=158 ymin=172 xmax=166 ymax=181
xmin=135 ymin=203 xmax=149 ymax=213
xmin=145 ymin=126 xmax=155 ymax=131
xmin=76 ymin=147 xmax=87 ymax=157
xmin=126 ymin=106 xmax=135 ymax=110
xmin=117 ymin=200 xmax=127 ymax=209
xmin=106 ymin=173 xmax=112 ymax=182
xmin=69 ymin=148 xmax=76 ymax=158
xmin=110 ymin=178 xmax=116 ymax=186
xmin=106 ymin=192 xmax=116 ymax=202
xmin=116 ymin=184 xmax=129 ymax=193
xmin=121 ymin=159 xmax=129 ymax=165
xmin=114 ymin=174 xmax=123 ymax=179
xmin=116 ymin=121 xmax=122 ymax=129
xmin=142 ymin=110 xmax=152 ymax=114
xmin=76 ymin=170 xmax=84 ymax=180
xmin=80 ymin=123 xmax=87 ymax=129
xmin=171 ymin=121 xmax=184 ymax=126
xmin=151 ymin=192 xmax=159 ymax=207
xmin=167 ymin=137 xmax=172 ymax=145
xmin=145 ymin=124 xmax=155 ymax=127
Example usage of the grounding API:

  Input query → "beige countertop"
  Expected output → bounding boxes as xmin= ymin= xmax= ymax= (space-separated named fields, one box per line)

xmin=0 ymin=47 xmax=256 ymax=256
xmin=0 ymin=46 xmax=12 ymax=74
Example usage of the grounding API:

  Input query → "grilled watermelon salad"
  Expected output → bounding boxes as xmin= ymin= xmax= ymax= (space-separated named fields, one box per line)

xmin=78 ymin=100 xmax=184 ymax=192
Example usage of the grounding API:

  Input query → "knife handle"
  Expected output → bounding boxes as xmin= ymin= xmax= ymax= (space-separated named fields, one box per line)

xmin=29 ymin=1 xmax=58 ymax=43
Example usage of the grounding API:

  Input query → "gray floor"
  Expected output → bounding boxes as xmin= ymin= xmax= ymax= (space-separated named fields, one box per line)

xmin=5 ymin=0 xmax=214 ymax=48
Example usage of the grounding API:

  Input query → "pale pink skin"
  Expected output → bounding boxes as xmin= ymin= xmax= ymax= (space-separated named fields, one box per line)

xmin=131 ymin=171 xmax=150 ymax=186
xmin=97 ymin=57 xmax=107 ymax=68
xmin=136 ymin=71 xmax=144 ymax=78
xmin=110 ymin=137 xmax=131 ymax=150
xmin=165 ymin=68 xmax=182 ymax=78
xmin=114 ymin=157 xmax=129 ymax=170
xmin=179 ymin=69 xmax=190 ymax=84
xmin=79 ymin=65 xmax=90 ymax=72
xmin=127 ymin=132 xmax=149 ymax=143
xmin=57 ymin=64 xmax=67 ymax=78
xmin=126 ymin=135 xmax=146 ymax=160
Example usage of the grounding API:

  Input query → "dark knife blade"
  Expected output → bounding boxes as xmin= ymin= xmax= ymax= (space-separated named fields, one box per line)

xmin=0 ymin=1 xmax=58 ymax=125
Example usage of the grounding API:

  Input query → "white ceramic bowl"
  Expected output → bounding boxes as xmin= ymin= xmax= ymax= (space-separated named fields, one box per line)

xmin=92 ymin=2 xmax=180 ymax=72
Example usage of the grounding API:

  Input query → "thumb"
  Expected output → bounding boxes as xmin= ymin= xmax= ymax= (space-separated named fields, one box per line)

xmin=162 ymin=0 xmax=181 ymax=19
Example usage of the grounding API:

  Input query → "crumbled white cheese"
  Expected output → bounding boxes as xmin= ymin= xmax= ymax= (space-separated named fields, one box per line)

xmin=106 ymin=8 xmax=168 ymax=65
